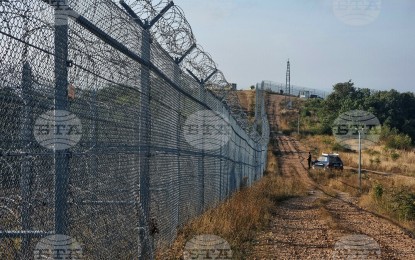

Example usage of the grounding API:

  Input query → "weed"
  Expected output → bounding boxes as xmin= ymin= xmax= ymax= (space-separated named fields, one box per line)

xmin=373 ymin=183 xmax=383 ymax=200
xmin=390 ymin=152 xmax=400 ymax=161
xmin=389 ymin=188 xmax=415 ymax=221
xmin=157 ymin=148 xmax=307 ymax=259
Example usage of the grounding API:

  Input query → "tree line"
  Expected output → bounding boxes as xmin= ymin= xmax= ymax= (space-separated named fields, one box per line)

xmin=302 ymin=81 xmax=415 ymax=149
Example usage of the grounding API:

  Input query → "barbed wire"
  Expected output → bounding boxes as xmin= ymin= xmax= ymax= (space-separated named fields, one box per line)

xmin=0 ymin=0 xmax=269 ymax=258
xmin=115 ymin=0 xmax=250 ymax=126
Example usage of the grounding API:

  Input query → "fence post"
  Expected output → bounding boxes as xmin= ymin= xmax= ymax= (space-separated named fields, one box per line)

xmin=200 ymin=86 xmax=205 ymax=213
xmin=173 ymin=60 xmax=182 ymax=226
xmin=261 ymin=82 xmax=267 ymax=174
xmin=54 ymin=2 xmax=70 ymax=236
xmin=138 ymin=25 xmax=152 ymax=258
xmin=20 ymin=62 xmax=33 ymax=258
xmin=219 ymin=145 xmax=222 ymax=200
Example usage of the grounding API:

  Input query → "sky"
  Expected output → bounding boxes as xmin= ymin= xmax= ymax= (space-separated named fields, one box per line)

xmin=174 ymin=0 xmax=415 ymax=93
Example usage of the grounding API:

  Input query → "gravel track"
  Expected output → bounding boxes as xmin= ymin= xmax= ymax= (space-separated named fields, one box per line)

xmin=250 ymin=135 xmax=415 ymax=259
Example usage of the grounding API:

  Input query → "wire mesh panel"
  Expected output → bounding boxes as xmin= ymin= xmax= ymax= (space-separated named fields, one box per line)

xmin=0 ymin=0 xmax=270 ymax=258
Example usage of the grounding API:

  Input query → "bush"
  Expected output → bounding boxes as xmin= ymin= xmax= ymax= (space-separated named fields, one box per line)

xmin=282 ymin=129 xmax=292 ymax=135
xmin=390 ymin=188 xmax=415 ymax=220
xmin=390 ymin=152 xmax=400 ymax=161
xmin=318 ymin=124 xmax=333 ymax=135
xmin=322 ymin=137 xmax=333 ymax=145
xmin=381 ymin=127 xmax=413 ymax=150
xmin=366 ymin=149 xmax=381 ymax=156
xmin=373 ymin=184 xmax=383 ymax=200
xmin=386 ymin=134 xmax=412 ymax=150
xmin=331 ymin=142 xmax=353 ymax=153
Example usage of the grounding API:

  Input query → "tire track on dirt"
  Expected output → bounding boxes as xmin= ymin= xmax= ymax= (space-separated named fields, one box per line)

xmin=251 ymin=135 xmax=415 ymax=259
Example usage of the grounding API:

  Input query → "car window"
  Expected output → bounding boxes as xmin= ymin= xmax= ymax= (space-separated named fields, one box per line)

xmin=317 ymin=156 xmax=327 ymax=162
xmin=329 ymin=156 xmax=342 ymax=163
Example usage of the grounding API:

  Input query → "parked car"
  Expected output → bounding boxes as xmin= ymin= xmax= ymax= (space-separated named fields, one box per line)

xmin=312 ymin=153 xmax=344 ymax=170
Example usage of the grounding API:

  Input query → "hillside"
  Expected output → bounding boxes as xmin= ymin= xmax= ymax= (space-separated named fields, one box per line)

xmin=238 ymin=89 xmax=415 ymax=259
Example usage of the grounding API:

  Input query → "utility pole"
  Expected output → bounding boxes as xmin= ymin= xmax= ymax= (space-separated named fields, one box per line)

xmin=355 ymin=127 xmax=363 ymax=193
xmin=285 ymin=59 xmax=291 ymax=109
xmin=358 ymin=130 xmax=362 ymax=193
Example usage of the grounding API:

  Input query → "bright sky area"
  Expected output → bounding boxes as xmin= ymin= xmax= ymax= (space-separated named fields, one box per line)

xmin=174 ymin=0 xmax=415 ymax=93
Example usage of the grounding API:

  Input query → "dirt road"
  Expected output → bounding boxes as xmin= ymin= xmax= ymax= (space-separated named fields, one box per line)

xmin=250 ymin=135 xmax=415 ymax=259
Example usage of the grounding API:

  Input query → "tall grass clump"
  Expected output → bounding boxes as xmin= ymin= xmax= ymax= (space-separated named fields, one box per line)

xmin=158 ymin=148 xmax=307 ymax=259
xmin=368 ymin=184 xmax=415 ymax=222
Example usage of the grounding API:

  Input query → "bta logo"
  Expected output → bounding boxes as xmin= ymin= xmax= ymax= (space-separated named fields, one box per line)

xmin=34 ymin=248 xmax=82 ymax=259
xmin=333 ymin=0 xmax=382 ymax=26
xmin=183 ymin=234 xmax=233 ymax=260
xmin=332 ymin=110 xmax=381 ymax=150
xmin=335 ymin=0 xmax=381 ymax=11
xmin=34 ymin=234 xmax=83 ymax=259
xmin=36 ymin=123 xmax=81 ymax=136
xmin=185 ymin=124 xmax=228 ymax=135
xmin=333 ymin=124 xmax=380 ymax=136
xmin=185 ymin=248 xmax=232 ymax=259
xmin=34 ymin=110 xmax=82 ymax=150
xmin=333 ymin=234 xmax=381 ymax=259
xmin=183 ymin=110 xmax=231 ymax=151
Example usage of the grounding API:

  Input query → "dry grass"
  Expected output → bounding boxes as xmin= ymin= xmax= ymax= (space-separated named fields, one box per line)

xmin=305 ymin=135 xmax=415 ymax=234
xmin=236 ymin=90 xmax=256 ymax=123
xmin=314 ymin=198 xmax=341 ymax=230
xmin=157 ymin=147 xmax=307 ymax=259
xmin=303 ymin=135 xmax=415 ymax=177
xmin=360 ymin=175 xmax=415 ymax=230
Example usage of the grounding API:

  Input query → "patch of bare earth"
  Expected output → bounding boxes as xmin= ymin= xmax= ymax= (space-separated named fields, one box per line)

xmin=249 ymin=135 xmax=415 ymax=259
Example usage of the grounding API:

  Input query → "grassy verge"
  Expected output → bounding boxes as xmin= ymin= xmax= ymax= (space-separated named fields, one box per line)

xmin=360 ymin=176 xmax=415 ymax=233
xmin=308 ymin=163 xmax=415 ymax=235
xmin=157 ymin=147 xmax=307 ymax=259
xmin=303 ymin=135 xmax=415 ymax=177
xmin=306 ymin=136 xmax=415 ymax=233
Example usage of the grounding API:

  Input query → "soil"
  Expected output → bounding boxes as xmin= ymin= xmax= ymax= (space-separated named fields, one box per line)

xmin=250 ymin=135 xmax=415 ymax=259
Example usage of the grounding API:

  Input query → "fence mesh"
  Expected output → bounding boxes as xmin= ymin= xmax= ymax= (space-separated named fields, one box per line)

xmin=0 ymin=0 xmax=269 ymax=258
xmin=262 ymin=80 xmax=328 ymax=99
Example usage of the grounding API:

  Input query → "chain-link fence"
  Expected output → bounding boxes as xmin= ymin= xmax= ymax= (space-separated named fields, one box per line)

xmin=0 ymin=0 xmax=269 ymax=259
xmin=262 ymin=80 xmax=328 ymax=99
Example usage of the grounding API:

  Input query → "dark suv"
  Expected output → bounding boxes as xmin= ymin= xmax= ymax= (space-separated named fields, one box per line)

xmin=312 ymin=153 xmax=344 ymax=170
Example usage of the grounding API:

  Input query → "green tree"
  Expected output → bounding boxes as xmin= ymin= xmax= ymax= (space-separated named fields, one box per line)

xmin=301 ymin=81 xmax=415 ymax=146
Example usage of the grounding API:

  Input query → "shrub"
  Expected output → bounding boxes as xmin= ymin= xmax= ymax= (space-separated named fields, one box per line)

xmin=390 ymin=152 xmax=400 ymax=161
xmin=390 ymin=188 xmax=415 ymax=220
xmin=382 ymin=127 xmax=413 ymax=150
xmin=373 ymin=184 xmax=383 ymax=200
xmin=322 ymin=137 xmax=333 ymax=145
xmin=374 ymin=157 xmax=381 ymax=165
xmin=331 ymin=142 xmax=352 ymax=153
xmin=282 ymin=129 xmax=292 ymax=135
xmin=366 ymin=149 xmax=380 ymax=156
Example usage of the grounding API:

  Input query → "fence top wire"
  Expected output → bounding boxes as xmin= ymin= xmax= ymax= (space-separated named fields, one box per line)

xmin=0 ymin=1 xmax=270 ymax=258
xmin=111 ymin=0 xmax=261 ymax=137
xmin=0 ymin=0 xmax=269 ymax=149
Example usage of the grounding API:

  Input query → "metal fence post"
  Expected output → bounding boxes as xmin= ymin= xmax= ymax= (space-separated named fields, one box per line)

xmin=200 ymin=85 xmax=205 ymax=213
xmin=173 ymin=61 xmax=182 ymax=226
xmin=139 ymin=25 xmax=152 ymax=258
xmin=20 ymin=62 xmax=33 ymax=258
xmin=255 ymin=84 xmax=259 ymax=129
xmin=219 ymin=145 xmax=222 ymax=200
xmin=54 ymin=3 xmax=70 ymax=236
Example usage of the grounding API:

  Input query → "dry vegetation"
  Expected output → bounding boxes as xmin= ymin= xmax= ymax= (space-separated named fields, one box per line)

xmin=236 ymin=90 xmax=256 ymax=123
xmin=303 ymin=134 xmax=415 ymax=234
xmin=303 ymin=135 xmax=415 ymax=177
xmin=157 ymin=147 xmax=307 ymax=259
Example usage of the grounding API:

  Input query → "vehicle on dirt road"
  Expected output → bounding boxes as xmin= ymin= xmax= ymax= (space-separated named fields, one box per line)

xmin=312 ymin=153 xmax=344 ymax=170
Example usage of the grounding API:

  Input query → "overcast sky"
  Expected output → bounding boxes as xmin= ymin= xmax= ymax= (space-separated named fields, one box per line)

xmin=174 ymin=0 xmax=415 ymax=93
